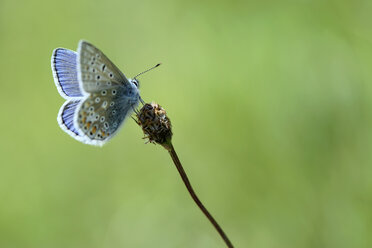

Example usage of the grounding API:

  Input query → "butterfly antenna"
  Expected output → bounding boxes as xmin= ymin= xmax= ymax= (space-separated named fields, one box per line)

xmin=134 ymin=63 xmax=161 ymax=79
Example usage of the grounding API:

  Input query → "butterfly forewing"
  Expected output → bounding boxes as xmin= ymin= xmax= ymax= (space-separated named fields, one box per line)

xmin=78 ymin=41 xmax=130 ymax=93
xmin=52 ymin=48 xmax=83 ymax=98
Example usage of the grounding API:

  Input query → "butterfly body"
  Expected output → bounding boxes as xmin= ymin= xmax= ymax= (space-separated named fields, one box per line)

xmin=52 ymin=40 xmax=140 ymax=146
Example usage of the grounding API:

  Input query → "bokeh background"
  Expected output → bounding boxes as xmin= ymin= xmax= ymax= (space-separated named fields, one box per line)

xmin=1 ymin=0 xmax=372 ymax=247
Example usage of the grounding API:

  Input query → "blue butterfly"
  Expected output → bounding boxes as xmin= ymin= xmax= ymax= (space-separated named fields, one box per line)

xmin=51 ymin=40 xmax=158 ymax=146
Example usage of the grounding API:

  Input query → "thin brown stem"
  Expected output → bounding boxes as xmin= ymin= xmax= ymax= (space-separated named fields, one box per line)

xmin=168 ymin=144 xmax=234 ymax=248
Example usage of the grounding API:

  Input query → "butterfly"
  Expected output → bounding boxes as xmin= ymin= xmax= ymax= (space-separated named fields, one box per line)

xmin=51 ymin=40 xmax=159 ymax=146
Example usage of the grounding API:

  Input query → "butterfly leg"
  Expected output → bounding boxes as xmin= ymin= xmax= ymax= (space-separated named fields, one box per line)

xmin=131 ymin=115 xmax=140 ymax=125
xmin=131 ymin=105 xmax=139 ymax=115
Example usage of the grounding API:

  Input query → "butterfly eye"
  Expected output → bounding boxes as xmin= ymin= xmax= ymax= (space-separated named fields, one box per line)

xmin=133 ymin=80 xmax=139 ymax=88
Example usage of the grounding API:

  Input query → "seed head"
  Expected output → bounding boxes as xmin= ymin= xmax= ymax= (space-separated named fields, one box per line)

xmin=136 ymin=102 xmax=173 ymax=150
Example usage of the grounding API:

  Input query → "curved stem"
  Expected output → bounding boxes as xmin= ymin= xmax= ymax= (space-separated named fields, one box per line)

xmin=168 ymin=144 xmax=234 ymax=248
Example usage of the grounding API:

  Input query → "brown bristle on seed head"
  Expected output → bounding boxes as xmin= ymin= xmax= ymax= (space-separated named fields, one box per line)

xmin=136 ymin=102 xmax=173 ymax=150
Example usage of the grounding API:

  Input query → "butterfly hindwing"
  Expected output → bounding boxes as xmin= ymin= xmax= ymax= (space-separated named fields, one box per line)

xmin=77 ymin=40 xmax=130 ymax=93
xmin=51 ymin=48 xmax=83 ymax=98
xmin=74 ymin=86 xmax=136 ymax=145
xmin=57 ymin=100 xmax=83 ymax=138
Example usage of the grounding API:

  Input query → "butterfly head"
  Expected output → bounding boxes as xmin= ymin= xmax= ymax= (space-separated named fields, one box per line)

xmin=131 ymin=78 xmax=140 ymax=89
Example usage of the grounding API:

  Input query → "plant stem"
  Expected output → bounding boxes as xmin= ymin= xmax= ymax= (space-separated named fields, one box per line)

xmin=167 ymin=143 xmax=234 ymax=248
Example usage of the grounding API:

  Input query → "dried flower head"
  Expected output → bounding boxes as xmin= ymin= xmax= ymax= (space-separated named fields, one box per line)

xmin=135 ymin=102 xmax=233 ymax=247
xmin=136 ymin=102 xmax=173 ymax=150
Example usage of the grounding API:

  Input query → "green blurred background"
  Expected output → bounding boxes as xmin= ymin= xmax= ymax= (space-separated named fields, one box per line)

xmin=1 ymin=0 xmax=372 ymax=247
